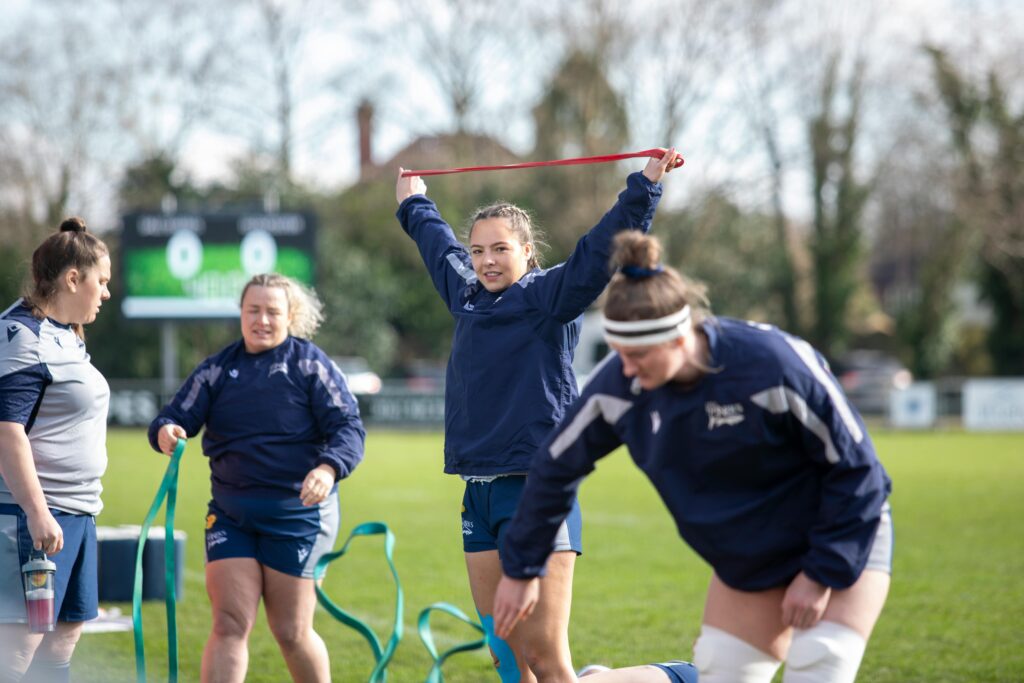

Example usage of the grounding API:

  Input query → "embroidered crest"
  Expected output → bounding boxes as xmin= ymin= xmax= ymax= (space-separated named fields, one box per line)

xmin=705 ymin=401 xmax=745 ymax=430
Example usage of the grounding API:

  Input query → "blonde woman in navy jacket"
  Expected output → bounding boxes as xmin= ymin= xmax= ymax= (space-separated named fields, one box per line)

xmin=150 ymin=274 xmax=365 ymax=683
xmin=396 ymin=150 xmax=681 ymax=683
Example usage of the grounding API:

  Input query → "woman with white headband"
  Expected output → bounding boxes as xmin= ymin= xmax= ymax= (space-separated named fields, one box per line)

xmin=493 ymin=232 xmax=892 ymax=683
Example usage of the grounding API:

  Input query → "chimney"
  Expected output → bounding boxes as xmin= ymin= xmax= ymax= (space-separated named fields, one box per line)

xmin=357 ymin=99 xmax=374 ymax=180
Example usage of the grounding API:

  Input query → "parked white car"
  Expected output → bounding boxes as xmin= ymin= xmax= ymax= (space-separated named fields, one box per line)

xmin=330 ymin=356 xmax=383 ymax=395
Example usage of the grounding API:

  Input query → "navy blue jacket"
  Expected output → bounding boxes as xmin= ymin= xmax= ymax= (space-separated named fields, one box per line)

xmin=501 ymin=318 xmax=892 ymax=590
xmin=397 ymin=172 xmax=663 ymax=475
xmin=148 ymin=336 xmax=365 ymax=498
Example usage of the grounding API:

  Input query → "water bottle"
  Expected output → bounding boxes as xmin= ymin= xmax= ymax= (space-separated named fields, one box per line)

xmin=22 ymin=550 xmax=56 ymax=633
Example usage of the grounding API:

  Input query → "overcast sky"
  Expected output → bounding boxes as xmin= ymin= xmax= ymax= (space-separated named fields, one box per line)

xmin=3 ymin=0 xmax=1023 ymax=226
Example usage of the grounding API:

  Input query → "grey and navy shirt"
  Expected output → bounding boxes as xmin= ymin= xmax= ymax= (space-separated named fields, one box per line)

xmin=148 ymin=336 xmax=365 ymax=499
xmin=397 ymin=171 xmax=663 ymax=476
xmin=0 ymin=299 xmax=110 ymax=516
xmin=501 ymin=317 xmax=892 ymax=591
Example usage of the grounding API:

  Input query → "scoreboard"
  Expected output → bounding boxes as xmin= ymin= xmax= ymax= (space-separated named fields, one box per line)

xmin=119 ymin=212 xmax=316 ymax=319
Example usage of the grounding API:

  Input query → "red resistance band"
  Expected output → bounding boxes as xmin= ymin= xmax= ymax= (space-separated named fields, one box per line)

xmin=400 ymin=148 xmax=684 ymax=177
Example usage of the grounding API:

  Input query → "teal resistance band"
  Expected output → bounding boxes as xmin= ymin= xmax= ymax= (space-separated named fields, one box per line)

xmin=133 ymin=438 xmax=186 ymax=683
xmin=417 ymin=604 xmax=520 ymax=682
xmin=417 ymin=603 xmax=486 ymax=683
xmin=313 ymin=522 xmax=403 ymax=683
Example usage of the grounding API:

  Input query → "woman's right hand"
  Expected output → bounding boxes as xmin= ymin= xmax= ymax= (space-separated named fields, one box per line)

xmin=157 ymin=423 xmax=187 ymax=456
xmin=493 ymin=574 xmax=541 ymax=640
xmin=27 ymin=508 xmax=63 ymax=555
xmin=396 ymin=167 xmax=427 ymax=204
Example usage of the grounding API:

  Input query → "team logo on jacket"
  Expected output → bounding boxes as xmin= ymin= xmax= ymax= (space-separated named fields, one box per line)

xmin=269 ymin=362 xmax=288 ymax=377
xmin=229 ymin=368 xmax=239 ymax=379
xmin=705 ymin=401 xmax=744 ymax=430
xmin=6 ymin=324 xmax=19 ymax=342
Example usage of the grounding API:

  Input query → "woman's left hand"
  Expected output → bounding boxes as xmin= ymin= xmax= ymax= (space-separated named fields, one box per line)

xmin=300 ymin=464 xmax=336 ymax=506
xmin=642 ymin=147 xmax=680 ymax=183
xmin=781 ymin=571 xmax=832 ymax=630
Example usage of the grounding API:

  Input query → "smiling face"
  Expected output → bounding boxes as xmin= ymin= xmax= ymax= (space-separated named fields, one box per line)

xmin=469 ymin=217 xmax=533 ymax=293
xmin=240 ymin=285 xmax=293 ymax=353
xmin=68 ymin=253 xmax=111 ymax=325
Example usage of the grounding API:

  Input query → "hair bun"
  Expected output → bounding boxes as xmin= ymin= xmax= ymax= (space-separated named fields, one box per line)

xmin=59 ymin=216 xmax=88 ymax=233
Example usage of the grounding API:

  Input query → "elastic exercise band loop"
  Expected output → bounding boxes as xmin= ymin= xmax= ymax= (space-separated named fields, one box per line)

xmin=480 ymin=614 xmax=521 ymax=683
xmin=133 ymin=438 xmax=185 ymax=683
xmin=417 ymin=602 xmax=487 ymax=683
xmin=401 ymin=148 xmax=684 ymax=177
xmin=313 ymin=522 xmax=404 ymax=683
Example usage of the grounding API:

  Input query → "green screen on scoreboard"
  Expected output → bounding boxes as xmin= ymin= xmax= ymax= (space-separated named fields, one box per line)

xmin=119 ymin=212 xmax=316 ymax=319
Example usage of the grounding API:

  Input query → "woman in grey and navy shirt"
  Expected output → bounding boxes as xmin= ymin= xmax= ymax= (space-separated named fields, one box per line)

xmin=1 ymin=218 xmax=112 ymax=683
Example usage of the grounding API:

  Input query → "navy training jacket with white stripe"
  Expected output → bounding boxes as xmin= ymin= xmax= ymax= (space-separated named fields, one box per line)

xmin=500 ymin=317 xmax=892 ymax=591
xmin=148 ymin=336 xmax=366 ymax=498
xmin=396 ymin=172 xmax=663 ymax=476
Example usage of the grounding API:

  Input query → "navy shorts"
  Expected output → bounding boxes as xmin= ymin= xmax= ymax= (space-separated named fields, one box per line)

xmin=461 ymin=475 xmax=582 ymax=554
xmin=0 ymin=504 xmax=98 ymax=624
xmin=205 ymin=490 xmax=340 ymax=579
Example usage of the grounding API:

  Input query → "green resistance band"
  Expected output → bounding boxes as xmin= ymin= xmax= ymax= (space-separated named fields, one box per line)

xmin=313 ymin=522 xmax=404 ymax=683
xmin=417 ymin=602 xmax=489 ymax=683
xmin=133 ymin=437 xmax=186 ymax=683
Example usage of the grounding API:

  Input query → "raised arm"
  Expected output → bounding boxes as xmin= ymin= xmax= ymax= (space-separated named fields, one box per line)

xmin=523 ymin=150 xmax=680 ymax=321
xmin=395 ymin=168 xmax=475 ymax=308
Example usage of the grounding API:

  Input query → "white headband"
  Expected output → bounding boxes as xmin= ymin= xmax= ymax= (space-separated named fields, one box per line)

xmin=602 ymin=305 xmax=692 ymax=346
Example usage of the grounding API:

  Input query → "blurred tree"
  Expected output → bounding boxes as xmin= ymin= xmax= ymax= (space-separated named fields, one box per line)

xmin=531 ymin=49 xmax=630 ymax=260
xmin=869 ymin=123 xmax=970 ymax=378
xmin=807 ymin=50 xmax=872 ymax=357
xmin=390 ymin=0 xmax=528 ymax=136
xmin=929 ymin=47 xmax=1024 ymax=375
xmin=203 ymin=0 xmax=364 ymax=190
xmin=0 ymin=6 xmax=115 ymax=229
xmin=660 ymin=194 xmax=783 ymax=322
xmin=629 ymin=0 xmax=733 ymax=152
xmin=730 ymin=0 xmax=812 ymax=336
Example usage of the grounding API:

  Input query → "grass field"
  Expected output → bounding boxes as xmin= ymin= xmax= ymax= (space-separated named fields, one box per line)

xmin=72 ymin=429 xmax=1024 ymax=682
